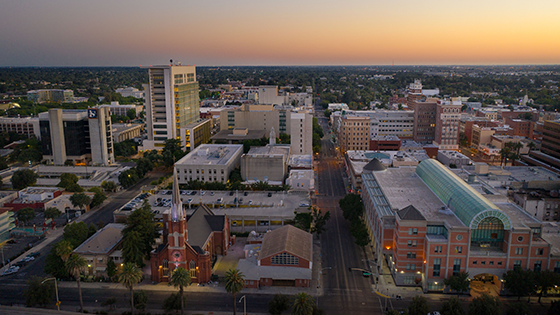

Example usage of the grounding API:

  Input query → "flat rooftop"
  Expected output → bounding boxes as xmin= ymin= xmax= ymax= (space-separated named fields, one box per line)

xmin=288 ymin=155 xmax=313 ymax=169
xmin=211 ymin=129 xmax=267 ymax=141
xmin=372 ymin=166 xmax=465 ymax=227
xmin=246 ymin=145 xmax=290 ymax=156
xmin=176 ymin=144 xmax=243 ymax=166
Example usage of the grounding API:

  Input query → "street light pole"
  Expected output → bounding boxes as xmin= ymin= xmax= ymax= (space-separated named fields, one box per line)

xmin=239 ymin=295 xmax=246 ymax=315
xmin=42 ymin=277 xmax=60 ymax=311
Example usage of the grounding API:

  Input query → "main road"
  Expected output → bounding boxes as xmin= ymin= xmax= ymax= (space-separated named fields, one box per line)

xmin=314 ymin=106 xmax=382 ymax=314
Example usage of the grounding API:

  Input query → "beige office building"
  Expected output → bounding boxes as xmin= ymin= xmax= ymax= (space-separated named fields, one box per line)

xmin=338 ymin=116 xmax=371 ymax=153
xmin=241 ymin=145 xmax=290 ymax=183
xmin=143 ymin=64 xmax=199 ymax=150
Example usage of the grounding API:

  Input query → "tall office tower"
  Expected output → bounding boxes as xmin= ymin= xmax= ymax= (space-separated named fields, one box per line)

xmin=434 ymin=100 xmax=462 ymax=150
xmin=143 ymin=64 xmax=199 ymax=150
xmin=413 ymin=98 xmax=438 ymax=144
xmin=290 ymin=112 xmax=313 ymax=155
xmin=406 ymin=79 xmax=423 ymax=111
xmin=338 ymin=115 xmax=371 ymax=153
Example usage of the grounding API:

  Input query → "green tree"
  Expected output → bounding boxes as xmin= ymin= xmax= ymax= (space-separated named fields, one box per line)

xmin=44 ymin=207 xmax=62 ymax=220
xmin=70 ymin=192 xmax=91 ymax=212
xmin=291 ymin=292 xmax=315 ymax=315
xmin=133 ymin=290 xmax=148 ymax=310
xmin=66 ymin=253 xmax=87 ymax=313
xmin=339 ymin=194 xmax=364 ymax=221
xmin=269 ymin=294 xmax=290 ymax=315
xmin=89 ymin=188 xmax=107 ymax=208
xmin=135 ymin=158 xmax=153 ymax=177
xmin=351 ymin=220 xmax=371 ymax=247
xmin=127 ymin=108 xmax=137 ymax=120
xmin=44 ymin=247 xmax=70 ymax=279
xmin=506 ymin=302 xmax=532 ymax=315
xmin=535 ymin=270 xmax=559 ymax=303
xmin=225 ymin=268 xmax=245 ymax=315
xmin=169 ymin=267 xmax=192 ymax=315
xmin=119 ymin=168 xmax=140 ymax=188
xmin=468 ymin=294 xmax=501 ymax=315
xmin=503 ymin=268 xmax=536 ymax=301
xmin=163 ymin=138 xmax=182 ymax=154
xmin=278 ymin=133 xmax=290 ymax=144
xmin=63 ymin=222 xmax=92 ymax=248
xmin=57 ymin=173 xmax=79 ymax=189
xmin=16 ymin=207 xmax=35 ymax=226
xmin=163 ymin=292 xmax=185 ymax=313
xmin=118 ymin=262 xmax=144 ymax=315
xmin=408 ymin=295 xmax=429 ymax=315
xmin=441 ymin=296 xmax=465 ymax=315
xmin=527 ymin=141 xmax=536 ymax=155
xmin=122 ymin=201 xmax=158 ymax=265
xmin=101 ymin=180 xmax=118 ymax=192
xmin=106 ymin=258 xmax=117 ymax=280
xmin=11 ymin=169 xmax=38 ymax=189
xmin=55 ymin=239 xmax=74 ymax=262
xmin=323 ymin=109 xmax=331 ymax=118
xmin=23 ymin=276 xmax=55 ymax=307
xmin=293 ymin=207 xmax=330 ymax=235
xmin=122 ymin=230 xmax=145 ymax=267
xmin=444 ymin=271 xmax=470 ymax=296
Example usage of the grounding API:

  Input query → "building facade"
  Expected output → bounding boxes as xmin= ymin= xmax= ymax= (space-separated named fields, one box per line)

xmin=433 ymin=100 xmax=461 ymax=150
xmin=541 ymin=120 xmax=560 ymax=160
xmin=290 ymin=112 xmax=313 ymax=155
xmin=143 ymin=64 xmax=199 ymax=150
xmin=180 ymin=119 xmax=212 ymax=152
xmin=338 ymin=116 xmax=371 ymax=153
xmin=27 ymin=89 xmax=74 ymax=104
xmin=174 ymin=144 xmax=243 ymax=184
xmin=39 ymin=108 xmax=114 ymax=166
xmin=241 ymin=145 xmax=290 ymax=183
xmin=361 ymin=159 xmax=560 ymax=292
xmin=0 ymin=117 xmax=40 ymax=139
xmin=413 ymin=99 xmax=438 ymax=144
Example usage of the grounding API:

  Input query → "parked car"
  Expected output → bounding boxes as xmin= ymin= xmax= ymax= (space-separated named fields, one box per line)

xmin=267 ymin=192 xmax=272 ymax=197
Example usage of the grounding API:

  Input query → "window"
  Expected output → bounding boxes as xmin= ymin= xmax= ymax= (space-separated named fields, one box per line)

xmin=453 ymin=259 xmax=461 ymax=276
xmin=534 ymin=261 xmax=542 ymax=272
xmin=498 ymin=261 xmax=503 ymax=266
xmin=473 ymin=261 xmax=477 ymax=265
xmin=162 ymin=259 xmax=169 ymax=277
xmin=481 ymin=261 xmax=486 ymax=265
xmin=433 ymin=258 xmax=441 ymax=277
xmin=515 ymin=248 xmax=523 ymax=255
xmin=407 ymin=252 xmax=417 ymax=259
xmin=455 ymin=246 xmax=462 ymax=253
xmin=407 ymin=240 xmax=417 ymax=247
xmin=555 ymin=261 xmax=560 ymax=273
xmin=434 ymin=246 xmax=442 ymax=253
xmin=490 ymin=261 xmax=494 ymax=265
xmin=514 ymin=260 xmax=522 ymax=268
xmin=271 ymin=252 xmax=299 ymax=265
xmin=536 ymin=248 xmax=544 ymax=255
xmin=190 ymin=260 xmax=197 ymax=278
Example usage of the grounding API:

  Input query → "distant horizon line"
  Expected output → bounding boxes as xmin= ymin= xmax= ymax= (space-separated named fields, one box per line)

xmin=1 ymin=64 xmax=560 ymax=68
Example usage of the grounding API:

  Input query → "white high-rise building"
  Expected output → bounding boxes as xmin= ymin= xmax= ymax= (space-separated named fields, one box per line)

xmin=143 ymin=64 xmax=199 ymax=150
xmin=290 ymin=112 xmax=313 ymax=155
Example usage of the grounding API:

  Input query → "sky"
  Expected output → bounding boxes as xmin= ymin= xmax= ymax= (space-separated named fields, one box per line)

xmin=1 ymin=0 xmax=559 ymax=66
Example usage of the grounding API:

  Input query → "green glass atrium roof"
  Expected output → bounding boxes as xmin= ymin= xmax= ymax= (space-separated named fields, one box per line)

xmin=415 ymin=159 xmax=512 ymax=230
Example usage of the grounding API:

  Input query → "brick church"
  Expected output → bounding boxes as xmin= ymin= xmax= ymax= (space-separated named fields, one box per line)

xmin=150 ymin=168 xmax=230 ymax=283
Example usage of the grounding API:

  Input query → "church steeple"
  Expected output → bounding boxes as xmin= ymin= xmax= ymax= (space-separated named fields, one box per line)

xmin=170 ymin=167 xmax=183 ymax=222
xmin=269 ymin=126 xmax=276 ymax=145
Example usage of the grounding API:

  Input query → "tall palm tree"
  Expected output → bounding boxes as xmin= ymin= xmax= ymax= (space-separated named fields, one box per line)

xmin=66 ymin=253 xmax=87 ymax=313
xmin=291 ymin=292 xmax=315 ymax=315
xmin=225 ymin=268 xmax=245 ymax=315
xmin=118 ymin=262 xmax=143 ymax=315
xmin=499 ymin=147 xmax=511 ymax=167
xmin=55 ymin=239 xmax=74 ymax=262
xmin=527 ymin=141 xmax=536 ymax=155
xmin=169 ymin=267 xmax=192 ymax=315
xmin=512 ymin=142 xmax=524 ymax=156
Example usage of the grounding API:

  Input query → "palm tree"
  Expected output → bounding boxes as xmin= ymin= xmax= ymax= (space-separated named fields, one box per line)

xmin=225 ymin=268 xmax=245 ymax=315
xmin=66 ymin=253 xmax=87 ymax=313
xmin=512 ymin=142 xmax=523 ymax=156
xmin=499 ymin=147 xmax=511 ymax=167
xmin=118 ymin=262 xmax=143 ymax=315
xmin=55 ymin=239 xmax=74 ymax=262
xmin=527 ymin=141 xmax=536 ymax=155
xmin=291 ymin=292 xmax=315 ymax=315
xmin=169 ymin=267 xmax=191 ymax=315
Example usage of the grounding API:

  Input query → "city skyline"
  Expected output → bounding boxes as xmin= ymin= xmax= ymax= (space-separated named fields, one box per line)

xmin=1 ymin=0 xmax=559 ymax=67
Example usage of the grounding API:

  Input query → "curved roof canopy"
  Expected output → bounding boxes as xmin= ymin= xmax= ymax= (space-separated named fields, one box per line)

xmin=415 ymin=159 xmax=512 ymax=230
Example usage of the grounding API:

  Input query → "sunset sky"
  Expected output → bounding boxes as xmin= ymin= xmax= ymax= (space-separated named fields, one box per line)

xmin=1 ymin=0 xmax=559 ymax=66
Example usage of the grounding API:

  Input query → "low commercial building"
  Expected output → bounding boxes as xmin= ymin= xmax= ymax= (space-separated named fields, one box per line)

xmin=369 ymin=136 xmax=401 ymax=151
xmin=211 ymin=128 xmax=266 ymax=144
xmin=44 ymin=192 xmax=95 ymax=215
xmin=4 ymin=187 xmax=63 ymax=212
xmin=73 ymin=223 xmax=125 ymax=277
xmin=175 ymin=144 xmax=243 ymax=184
xmin=286 ymin=169 xmax=315 ymax=191
xmin=437 ymin=150 xmax=472 ymax=167
xmin=241 ymin=145 xmax=290 ymax=183
xmin=238 ymin=225 xmax=313 ymax=288
xmin=0 ymin=117 xmax=40 ymax=139
xmin=112 ymin=123 xmax=142 ymax=143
